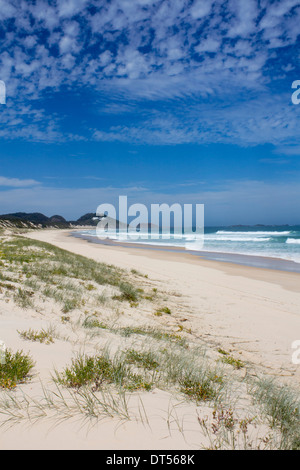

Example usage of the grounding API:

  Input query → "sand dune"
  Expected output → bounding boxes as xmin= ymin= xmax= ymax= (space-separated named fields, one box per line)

xmin=0 ymin=228 xmax=300 ymax=450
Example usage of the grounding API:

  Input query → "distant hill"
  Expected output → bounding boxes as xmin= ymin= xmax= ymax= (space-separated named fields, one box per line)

xmin=73 ymin=213 xmax=98 ymax=226
xmin=49 ymin=215 xmax=67 ymax=224
xmin=0 ymin=212 xmax=50 ymax=224
xmin=0 ymin=212 xmax=71 ymax=228
xmin=0 ymin=211 xmax=123 ymax=229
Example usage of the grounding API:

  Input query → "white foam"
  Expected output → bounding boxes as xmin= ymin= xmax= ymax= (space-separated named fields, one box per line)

xmin=205 ymin=236 xmax=271 ymax=242
xmin=286 ymin=238 xmax=300 ymax=245
xmin=216 ymin=231 xmax=291 ymax=236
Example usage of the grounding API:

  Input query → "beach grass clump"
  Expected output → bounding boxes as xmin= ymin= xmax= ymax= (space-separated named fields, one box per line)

xmin=144 ymin=288 xmax=158 ymax=301
xmin=61 ymin=315 xmax=71 ymax=323
xmin=179 ymin=377 xmax=217 ymax=402
xmin=82 ymin=316 xmax=108 ymax=330
xmin=123 ymin=373 xmax=153 ymax=392
xmin=218 ymin=348 xmax=229 ymax=356
xmin=96 ymin=292 xmax=108 ymax=305
xmin=221 ymin=355 xmax=245 ymax=370
xmin=251 ymin=378 xmax=300 ymax=450
xmin=157 ymin=346 xmax=225 ymax=403
xmin=130 ymin=269 xmax=143 ymax=276
xmin=113 ymin=282 xmax=141 ymax=303
xmin=159 ymin=306 xmax=172 ymax=314
xmin=119 ymin=326 xmax=185 ymax=346
xmin=0 ymin=349 xmax=35 ymax=389
xmin=85 ymin=283 xmax=96 ymax=291
xmin=0 ymin=281 xmax=16 ymax=291
xmin=18 ymin=328 xmax=55 ymax=345
xmin=13 ymin=288 xmax=34 ymax=309
xmin=42 ymin=284 xmax=82 ymax=313
xmin=56 ymin=352 xmax=153 ymax=392
xmin=56 ymin=355 xmax=114 ymax=389
xmin=154 ymin=306 xmax=172 ymax=316
xmin=125 ymin=349 xmax=160 ymax=371
xmin=62 ymin=297 xmax=81 ymax=313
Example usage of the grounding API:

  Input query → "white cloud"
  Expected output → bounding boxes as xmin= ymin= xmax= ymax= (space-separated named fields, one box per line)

xmin=0 ymin=0 xmax=16 ymax=20
xmin=57 ymin=0 xmax=89 ymax=18
xmin=0 ymin=176 xmax=40 ymax=187
xmin=227 ymin=0 xmax=259 ymax=38
xmin=190 ymin=0 xmax=213 ymax=20
xmin=0 ymin=0 xmax=299 ymax=147
xmin=1 ymin=0 xmax=298 ymax=101
xmin=195 ymin=38 xmax=220 ymax=53
xmin=0 ymin=178 xmax=300 ymax=225
xmin=92 ymin=90 xmax=299 ymax=147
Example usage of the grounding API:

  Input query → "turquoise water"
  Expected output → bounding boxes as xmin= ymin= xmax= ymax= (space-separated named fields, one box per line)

xmin=78 ymin=226 xmax=300 ymax=265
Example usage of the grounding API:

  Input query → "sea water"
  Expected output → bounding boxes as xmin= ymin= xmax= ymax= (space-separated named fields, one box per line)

xmin=77 ymin=226 xmax=300 ymax=265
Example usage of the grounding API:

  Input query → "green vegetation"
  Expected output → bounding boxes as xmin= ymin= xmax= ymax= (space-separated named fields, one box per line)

xmin=13 ymin=288 xmax=34 ymax=309
xmin=118 ymin=325 xmax=185 ymax=346
xmin=0 ymin=236 xmax=141 ymax=314
xmin=113 ymin=282 xmax=141 ymax=302
xmin=251 ymin=378 xmax=300 ymax=450
xmin=18 ymin=328 xmax=55 ymax=345
xmin=125 ymin=349 xmax=160 ymax=370
xmin=155 ymin=306 xmax=172 ymax=316
xmin=55 ymin=352 xmax=153 ymax=392
xmin=179 ymin=377 xmax=217 ymax=402
xmin=221 ymin=355 xmax=245 ymax=370
xmin=83 ymin=316 xmax=108 ymax=329
xmin=0 ymin=349 xmax=35 ymax=389
xmin=55 ymin=343 xmax=225 ymax=403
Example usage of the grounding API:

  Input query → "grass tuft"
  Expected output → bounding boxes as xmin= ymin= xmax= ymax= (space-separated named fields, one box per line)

xmin=125 ymin=349 xmax=160 ymax=370
xmin=18 ymin=328 xmax=54 ymax=345
xmin=0 ymin=349 xmax=35 ymax=389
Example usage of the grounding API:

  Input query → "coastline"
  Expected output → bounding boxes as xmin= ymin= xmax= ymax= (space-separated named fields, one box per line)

xmin=72 ymin=230 xmax=300 ymax=274
xmin=24 ymin=229 xmax=300 ymax=374
xmin=1 ymin=227 xmax=300 ymax=449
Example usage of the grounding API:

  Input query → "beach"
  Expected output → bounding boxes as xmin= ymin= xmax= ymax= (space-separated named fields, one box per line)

xmin=27 ymin=229 xmax=300 ymax=380
xmin=1 ymin=228 xmax=300 ymax=449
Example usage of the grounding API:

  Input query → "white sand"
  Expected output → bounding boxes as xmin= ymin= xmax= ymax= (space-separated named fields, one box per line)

xmin=26 ymin=229 xmax=300 ymax=380
xmin=0 ymin=228 xmax=300 ymax=450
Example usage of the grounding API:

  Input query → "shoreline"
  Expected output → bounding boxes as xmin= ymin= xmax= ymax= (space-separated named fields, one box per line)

xmin=1 ymin=227 xmax=299 ymax=449
xmin=23 ymin=229 xmax=300 ymax=374
xmin=72 ymin=231 xmax=300 ymax=274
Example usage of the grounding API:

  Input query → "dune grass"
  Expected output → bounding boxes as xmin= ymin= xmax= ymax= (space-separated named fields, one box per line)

xmin=55 ymin=351 xmax=153 ymax=392
xmin=0 ymin=236 xmax=142 ymax=313
xmin=18 ymin=327 xmax=55 ymax=345
xmin=0 ymin=349 xmax=35 ymax=390
xmin=250 ymin=377 xmax=300 ymax=450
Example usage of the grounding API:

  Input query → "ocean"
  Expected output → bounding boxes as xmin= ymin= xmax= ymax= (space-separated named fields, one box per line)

xmin=75 ymin=226 xmax=300 ymax=272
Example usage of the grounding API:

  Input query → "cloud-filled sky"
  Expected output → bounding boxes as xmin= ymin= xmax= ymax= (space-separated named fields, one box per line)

xmin=0 ymin=0 xmax=300 ymax=224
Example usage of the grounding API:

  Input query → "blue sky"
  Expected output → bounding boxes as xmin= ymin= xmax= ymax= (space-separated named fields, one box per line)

xmin=0 ymin=0 xmax=300 ymax=225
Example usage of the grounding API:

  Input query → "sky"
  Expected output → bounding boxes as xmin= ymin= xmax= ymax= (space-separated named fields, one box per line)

xmin=0 ymin=0 xmax=300 ymax=225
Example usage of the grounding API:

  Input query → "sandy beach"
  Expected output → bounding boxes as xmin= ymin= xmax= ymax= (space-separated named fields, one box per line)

xmin=27 ymin=229 xmax=300 ymax=380
xmin=1 ymin=228 xmax=300 ymax=450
